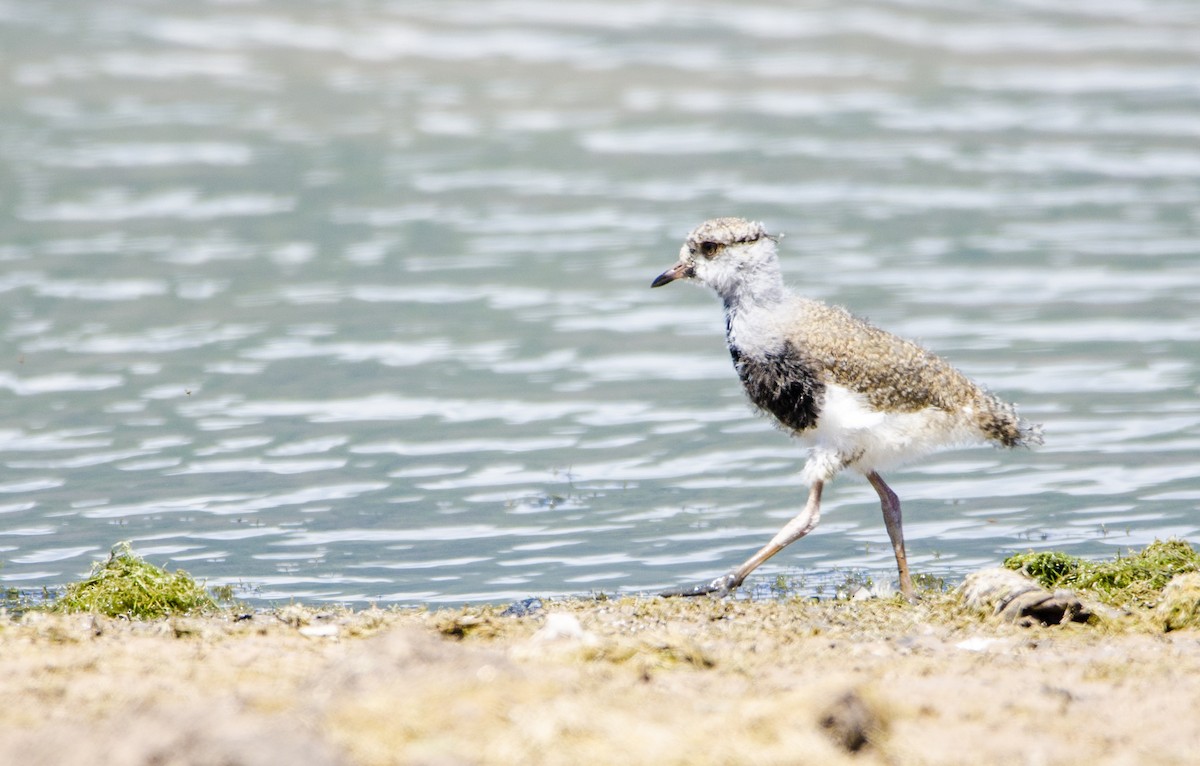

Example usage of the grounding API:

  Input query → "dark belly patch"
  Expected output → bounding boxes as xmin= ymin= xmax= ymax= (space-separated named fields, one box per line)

xmin=730 ymin=342 xmax=825 ymax=433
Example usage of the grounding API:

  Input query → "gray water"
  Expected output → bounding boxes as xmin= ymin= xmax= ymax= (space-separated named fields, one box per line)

xmin=2 ymin=0 xmax=1199 ymax=604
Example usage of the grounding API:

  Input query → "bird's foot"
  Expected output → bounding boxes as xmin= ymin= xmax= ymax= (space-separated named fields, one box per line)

xmin=659 ymin=572 xmax=742 ymax=598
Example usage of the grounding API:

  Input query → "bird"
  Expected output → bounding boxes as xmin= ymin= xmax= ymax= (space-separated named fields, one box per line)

xmin=651 ymin=217 xmax=1041 ymax=600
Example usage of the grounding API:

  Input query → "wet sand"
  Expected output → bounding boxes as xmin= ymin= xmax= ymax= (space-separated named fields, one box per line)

xmin=2 ymin=594 xmax=1198 ymax=765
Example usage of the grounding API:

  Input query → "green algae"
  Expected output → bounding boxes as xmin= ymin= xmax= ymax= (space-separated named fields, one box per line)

xmin=1156 ymin=572 xmax=1200 ymax=632
xmin=1004 ymin=539 xmax=1200 ymax=609
xmin=51 ymin=542 xmax=219 ymax=619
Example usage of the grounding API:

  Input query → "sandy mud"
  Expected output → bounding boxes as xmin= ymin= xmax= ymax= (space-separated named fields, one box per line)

xmin=1 ymin=594 xmax=1198 ymax=765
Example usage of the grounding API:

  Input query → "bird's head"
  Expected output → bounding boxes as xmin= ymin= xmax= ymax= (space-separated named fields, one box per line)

xmin=651 ymin=217 xmax=782 ymax=306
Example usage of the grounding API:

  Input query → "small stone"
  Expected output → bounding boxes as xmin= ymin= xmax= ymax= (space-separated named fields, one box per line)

xmin=818 ymin=689 xmax=885 ymax=753
xmin=955 ymin=636 xmax=1012 ymax=653
xmin=532 ymin=613 xmax=593 ymax=643
xmin=959 ymin=568 xmax=1092 ymax=625
xmin=851 ymin=586 xmax=874 ymax=601
xmin=500 ymin=597 xmax=543 ymax=618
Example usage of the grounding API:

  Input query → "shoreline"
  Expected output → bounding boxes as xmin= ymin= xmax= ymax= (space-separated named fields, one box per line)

xmin=3 ymin=592 xmax=1199 ymax=765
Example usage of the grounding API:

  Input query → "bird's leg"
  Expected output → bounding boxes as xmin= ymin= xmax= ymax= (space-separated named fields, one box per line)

xmin=660 ymin=480 xmax=824 ymax=598
xmin=866 ymin=471 xmax=914 ymax=601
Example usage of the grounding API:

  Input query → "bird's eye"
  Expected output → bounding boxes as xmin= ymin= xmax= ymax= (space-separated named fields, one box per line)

xmin=698 ymin=241 xmax=720 ymax=258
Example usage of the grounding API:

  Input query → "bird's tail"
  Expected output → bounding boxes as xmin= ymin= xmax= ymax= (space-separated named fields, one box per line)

xmin=1015 ymin=418 xmax=1044 ymax=448
xmin=977 ymin=394 xmax=1043 ymax=449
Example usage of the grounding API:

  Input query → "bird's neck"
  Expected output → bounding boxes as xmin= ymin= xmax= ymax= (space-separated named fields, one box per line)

xmin=718 ymin=262 xmax=788 ymax=321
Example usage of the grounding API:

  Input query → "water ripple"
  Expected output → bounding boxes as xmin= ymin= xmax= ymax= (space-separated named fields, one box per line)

xmin=21 ymin=189 xmax=295 ymax=222
xmin=1 ymin=0 xmax=1197 ymax=603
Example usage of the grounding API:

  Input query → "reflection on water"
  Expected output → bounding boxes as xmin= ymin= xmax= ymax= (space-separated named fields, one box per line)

xmin=1 ymin=0 xmax=1198 ymax=604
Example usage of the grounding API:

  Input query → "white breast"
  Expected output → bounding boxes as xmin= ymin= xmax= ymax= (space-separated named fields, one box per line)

xmin=799 ymin=383 xmax=986 ymax=485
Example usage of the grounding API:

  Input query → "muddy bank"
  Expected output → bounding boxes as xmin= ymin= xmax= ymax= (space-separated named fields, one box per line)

xmin=2 ymin=594 xmax=1199 ymax=766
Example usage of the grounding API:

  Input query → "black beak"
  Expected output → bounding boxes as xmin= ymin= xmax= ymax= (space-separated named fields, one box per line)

xmin=651 ymin=262 xmax=689 ymax=288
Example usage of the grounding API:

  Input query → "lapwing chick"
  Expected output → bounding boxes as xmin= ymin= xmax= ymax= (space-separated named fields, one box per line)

xmin=651 ymin=217 xmax=1041 ymax=600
